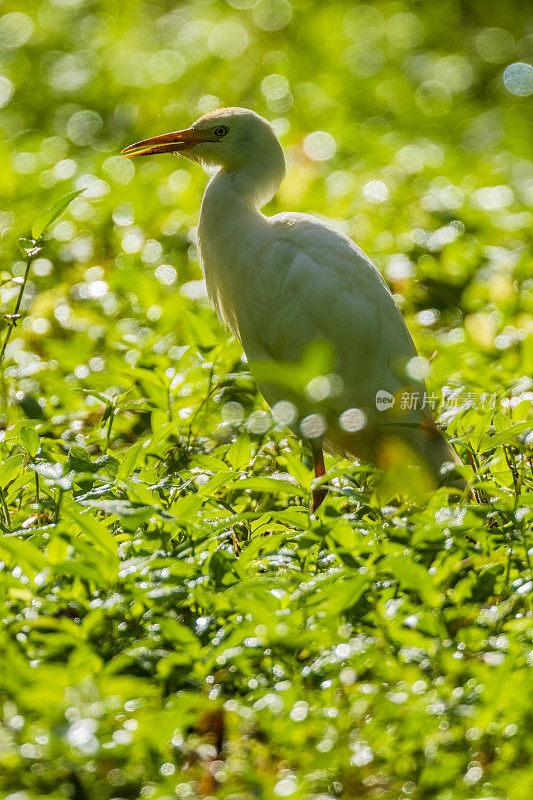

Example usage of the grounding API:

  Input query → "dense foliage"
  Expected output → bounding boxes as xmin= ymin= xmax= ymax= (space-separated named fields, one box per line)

xmin=1 ymin=1 xmax=532 ymax=798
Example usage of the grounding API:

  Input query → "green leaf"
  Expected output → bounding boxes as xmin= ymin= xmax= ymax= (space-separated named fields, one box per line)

xmin=0 ymin=535 xmax=47 ymax=576
xmin=17 ymin=238 xmax=43 ymax=259
xmin=300 ymin=571 xmax=369 ymax=615
xmin=493 ymin=413 xmax=512 ymax=432
xmin=181 ymin=307 xmax=218 ymax=348
xmin=92 ymin=455 xmax=120 ymax=476
xmin=225 ymin=435 xmax=253 ymax=471
xmin=63 ymin=501 xmax=117 ymax=557
xmin=77 ymin=389 xmax=113 ymax=405
xmin=159 ymin=618 xmax=201 ymax=648
xmin=0 ymin=454 xmax=24 ymax=488
xmin=479 ymin=421 xmax=532 ymax=452
xmin=67 ymin=449 xmax=119 ymax=479
xmin=234 ymin=477 xmax=305 ymax=497
xmin=20 ymin=426 xmax=40 ymax=458
xmin=282 ymin=452 xmax=313 ymax=488
xmin=209 ymin=549 xmax=244 ymax=587
xmin=31 ymin=188 xmax=84 ymax=240
xmin=380 ymin=554 xmax=442 ymax=606
xmin=79 ymin=498 xmax=175 ymax=532
xmin=68 ymin=445 xmax=93 ymax=473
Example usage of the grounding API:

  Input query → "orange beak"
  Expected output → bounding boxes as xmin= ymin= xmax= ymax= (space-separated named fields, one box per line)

xmin=121 ymin=127 xmax=213 ymax=158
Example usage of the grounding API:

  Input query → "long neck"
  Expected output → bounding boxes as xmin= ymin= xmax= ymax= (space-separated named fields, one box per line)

xmin=199 ymin=169 xmax=267 ymax=251
xmin=225 ymin=144 xmax=285 ymax=209
xmin=198 ymin=171 xmax=269 ymax=336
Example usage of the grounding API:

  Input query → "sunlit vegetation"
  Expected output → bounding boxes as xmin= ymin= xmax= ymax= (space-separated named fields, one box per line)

xmin=0 ymin=1 xmax=532 ymax=798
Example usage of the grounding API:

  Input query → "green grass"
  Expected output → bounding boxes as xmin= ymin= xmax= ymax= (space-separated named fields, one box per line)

xmin=0 ymin=1 xmax=532 ymax=798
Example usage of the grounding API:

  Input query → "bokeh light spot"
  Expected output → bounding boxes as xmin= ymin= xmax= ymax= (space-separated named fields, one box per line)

xmin=417 ymin=309 xmax=438 ymax=326
xmin=155 ymin=264 xmax=177 ymax=286
xmin=471 ymin=185 xmax=514 ymax=210
xmin=247 ymin=411 xmax=271 ymax=434
xmin=503 ymin=63 xmax=533 ymax=96
xmin=209 ymin=22 xmax=249 ymax=59
xmin=147 ymin=51 xmax=186 ymax=84
xmin=121 ymin=231 xmax=144 ymax=253
xmin=304 ymin=132 xmax=336 ymax=162
xmin=53 ymin=159 xmax=77 ymax=181
xmin=272 ymin=401 xmax=297 ymax=426
xmin=0 ymin=77 xmax=14 ymax=109
xmin=339 ymin=408 xmax=366 ymax=433
xmin=306 ymin=376 xmax=331 ymax=402
xmin=0 ymin=12 xmax=33 ymax=48
xmin=32 ymin=317 xmax=50 ymax=335
xmin=50 ymin=0 xmax=86 ymax=7
xmin=437 ymin=55 xmax=473 ymax=93
xmin=407 ymin=356 xmax=430 ymax=380
xmin=415 ymin=81 xmax=452 ymax=116
xmin=300 ymin=414 xmax=327 ymax=439
xmin=427 ymin=224 xmax=461 ymax=251
xmin=197 ymin=95 xmax=220 ymax=114
xmin=386 ymin=255 xmax=413 ymax=281
xmin=48 ymin=54 xmax=95 ymax=93
xmin=180 ymin=280 xmax=207 ymax=301
xmin=253 ymin=0 xmax=292 ymax=31
xmin=386 ymin=12 xmax=423 ymax=49
xmin=76 ymin=174 xmax=109 ymax=198
xmin=113 ymin=204 xmax=134 ymax=226
xmin=103 ymin=156 xmax=134 ymax=184
xmin=363 ymin=180 xmax=388 ymax=203
xmin=141 ymin=240 xmax=163 ymax=264
xmin=476 ymin=28 xmax=515 ymax=63
xmin=274 ymin=776 xmax=298 ymax=796
xmin=33 ymin=258 xmax=53 ymax=277
xmin=261 ymin=74 xmax=292 ymax=112
xmin=67 ymin=110 xmax=103 ymax=146
xmin=222 ymin=401 xmax=245 ymax=422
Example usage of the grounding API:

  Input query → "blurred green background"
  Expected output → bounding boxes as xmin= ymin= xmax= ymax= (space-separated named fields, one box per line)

xmin=0 ymin=2 xmax=532 ymax=799
xmin=1 ymin=0 xmax=532 ymax=421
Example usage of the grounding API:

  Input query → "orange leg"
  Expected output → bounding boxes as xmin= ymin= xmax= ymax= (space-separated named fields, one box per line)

xmin=311 ymin=442 xmax=328 ymax=512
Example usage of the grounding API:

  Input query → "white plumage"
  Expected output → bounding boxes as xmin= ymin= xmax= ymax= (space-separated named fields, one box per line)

xmin=123 ymin=107 xmax=462 ymax=507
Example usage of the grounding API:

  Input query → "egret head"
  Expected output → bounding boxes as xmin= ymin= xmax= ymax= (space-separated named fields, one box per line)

xmin=122 ymin=107 xmax=285 ymax=206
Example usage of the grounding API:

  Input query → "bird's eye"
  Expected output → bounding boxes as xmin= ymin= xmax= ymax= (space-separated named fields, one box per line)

xmin=213 ymin=125 xmax=229 ymax=137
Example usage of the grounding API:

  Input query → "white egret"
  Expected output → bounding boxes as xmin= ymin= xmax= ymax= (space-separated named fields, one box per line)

xmin=122 ymin=107 xmax=463 ymax=509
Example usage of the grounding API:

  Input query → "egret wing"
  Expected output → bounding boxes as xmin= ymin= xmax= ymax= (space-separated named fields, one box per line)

xmin=250 ymin=213 xmax=417 ymax=409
